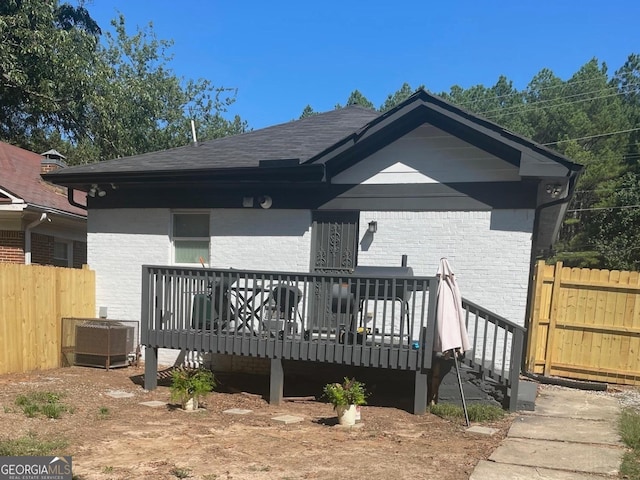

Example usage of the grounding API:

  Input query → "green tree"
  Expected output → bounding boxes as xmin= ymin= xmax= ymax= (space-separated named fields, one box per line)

xmin=380 ymin=82 xmax=420 ymax=112
xmin=1 ymin=2 xmax=245 ymax=164
xmin=345 ymin=90 xmax=374 ymax=109
xmin=438 ymin=58 xmax=639 ymax=269
xmin=71 ymin=15 xmax=245 ymax=163
xmin=591 ymin=173 xmax=640 ymax=270
xmin=299 ymin=104 xmax=317 ymax=119
xmin=0 ymin=0 xmax=100 ymax=144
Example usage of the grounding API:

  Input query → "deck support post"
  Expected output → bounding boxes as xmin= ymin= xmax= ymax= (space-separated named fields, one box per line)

xmin=144 ymin=346 xmax=158 ymax=391
xmin=269 ymin=358 xmax=284 ymax=405
xmin=413 ymin=368 xmax=428 ymax=415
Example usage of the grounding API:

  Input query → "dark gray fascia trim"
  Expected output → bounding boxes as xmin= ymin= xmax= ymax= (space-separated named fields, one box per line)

xmin=86 ymin=181 xmax=536 ymax=211
xmin=44 ymin=164 xmax=326 ymax=191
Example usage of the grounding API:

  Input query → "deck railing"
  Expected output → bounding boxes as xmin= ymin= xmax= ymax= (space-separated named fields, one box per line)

xmin=142 ymin=265 xmax=438 ymax=371
xmin=461 ymin=299 xmax=526 ymax=411
xmin=141 ymin=265 xmax=525 ymax=410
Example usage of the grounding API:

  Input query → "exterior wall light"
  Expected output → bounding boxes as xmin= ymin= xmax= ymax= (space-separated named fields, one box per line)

xmin=368 ymin=221 xmax=377 ymax=234
xmin=545 ymin=183 xmax=563 ymax=198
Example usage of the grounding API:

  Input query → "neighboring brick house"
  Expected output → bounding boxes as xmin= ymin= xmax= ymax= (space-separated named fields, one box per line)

xmin=0 ymin=142 xmax=87 ymax=268
xmin=46 ymin=89 xmax=582 ymax=369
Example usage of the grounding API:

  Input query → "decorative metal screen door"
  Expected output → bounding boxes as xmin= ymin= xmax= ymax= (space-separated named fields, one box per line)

xmin=310 ymin=211 xmax=359 ymax=331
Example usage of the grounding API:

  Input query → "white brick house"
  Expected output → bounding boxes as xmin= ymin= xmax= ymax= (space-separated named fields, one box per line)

xmin=46 ymin=90 xmax=582 ymax=408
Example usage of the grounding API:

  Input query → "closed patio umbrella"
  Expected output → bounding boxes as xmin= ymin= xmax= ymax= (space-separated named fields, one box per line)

xmin=435 ymin=258 xmax=471 ymax=354
xmin=434 ymin=258 xmax=471 ymax=425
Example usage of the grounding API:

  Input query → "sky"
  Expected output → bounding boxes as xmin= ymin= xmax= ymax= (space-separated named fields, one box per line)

xmin=80 ymin=0 xmax=639 ymax=130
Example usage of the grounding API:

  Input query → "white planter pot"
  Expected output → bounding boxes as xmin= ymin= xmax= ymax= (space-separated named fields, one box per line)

xmin=183 ymin=397 xmax=198 ymax=411
xmin=336 ymin=404 xmax=357 ymax=426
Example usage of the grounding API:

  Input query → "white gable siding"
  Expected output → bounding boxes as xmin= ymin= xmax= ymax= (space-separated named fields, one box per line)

xmin=357 ymin=210 xmax=534 ymax=326
xmin=210 ymin=209 xmax=311 ymax=271
xmin=333 ymin=124 xmax=520 ymax=184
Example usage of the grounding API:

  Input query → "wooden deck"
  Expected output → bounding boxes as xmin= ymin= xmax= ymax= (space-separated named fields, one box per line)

xmin=141 ymin=266 xmax=525 ymax=412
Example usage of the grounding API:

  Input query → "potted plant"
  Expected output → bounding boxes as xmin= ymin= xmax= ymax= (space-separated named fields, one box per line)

xmin=323 ymin=377 xmax=368 ymax=426
xmin=170 ymin=367 xmax=216 ymax=411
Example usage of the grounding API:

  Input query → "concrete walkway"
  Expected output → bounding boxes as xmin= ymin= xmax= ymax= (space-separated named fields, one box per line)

xmin=470 ymin=386 xmax=626 ymax=479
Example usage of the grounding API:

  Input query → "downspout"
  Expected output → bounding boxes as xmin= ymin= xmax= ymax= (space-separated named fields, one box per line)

xmin=67 ymin=188 xmax=87 ymax=210
xmin=25 ymin=213 xmax=50 ymax=265
xmin=522 ymin=171 xmax=581 ymax=372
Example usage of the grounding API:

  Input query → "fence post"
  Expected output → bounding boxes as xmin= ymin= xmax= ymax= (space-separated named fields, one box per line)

xmin=525 ymin=260 xmax=545 ymax=373
xmin=508 ymin=327 xmax=525 ymax=411
xmin=543 ymin=262 xmax=563 ymax=376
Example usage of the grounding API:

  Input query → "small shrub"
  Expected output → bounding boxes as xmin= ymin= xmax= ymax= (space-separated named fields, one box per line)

xmin=98 ymin=406 xmax=110 ymax=419
xmin=102 ymin=466 xmax=114 ymax=474
xmin=170 ymin=367 xmax=216 ymax=408
xmin=170 ymin=466 xmax=192 ymax=478
xmin=322 ymin=377 xmax=368 ymax=409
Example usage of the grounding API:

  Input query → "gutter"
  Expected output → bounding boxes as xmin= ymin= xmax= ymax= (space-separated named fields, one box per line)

xmin=25 ymin=213 xmax=51 ymax=265
xmin=67 ymin=188 xmax=87 ymax=210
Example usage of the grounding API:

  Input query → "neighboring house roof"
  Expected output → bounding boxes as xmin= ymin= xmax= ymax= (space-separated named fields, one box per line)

xmin=0 ymin=141 xmax=86 ymax=217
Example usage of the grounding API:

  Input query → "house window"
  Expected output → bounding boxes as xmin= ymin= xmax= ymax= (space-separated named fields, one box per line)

xmin=172 ymin=212 xmax=210 ymax=264
xmin=53 ymin=240 xmax=72 ymax=267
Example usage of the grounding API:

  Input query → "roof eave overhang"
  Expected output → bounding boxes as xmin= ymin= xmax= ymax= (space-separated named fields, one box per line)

xmin=24 ymin=203 xmax=87 ymax=221
xmin=309 ymin=94 xmax=583 ymax=182
xmin=44 ymin=164 xmax=327 ymax=191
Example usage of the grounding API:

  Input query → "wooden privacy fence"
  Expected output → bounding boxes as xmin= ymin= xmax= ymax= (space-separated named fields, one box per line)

xmin=0 ymin=264 xmax=95 ymax=375
xmin=526 ymin=261 xmax=640 ymax=385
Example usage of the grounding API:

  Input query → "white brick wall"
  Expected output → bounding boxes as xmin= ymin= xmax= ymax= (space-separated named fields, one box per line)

xmin=357 ymin=210 xmax=534 ymax=326
xmin=88 ymin=207 xmax=532 ymax=368
xmin=88 ymin=208 xmax=170 ymax=321
xmin=210 ymin=209 xmax=311 ymax=271
xmin=88 ymin=208 xmax=312 ymax=365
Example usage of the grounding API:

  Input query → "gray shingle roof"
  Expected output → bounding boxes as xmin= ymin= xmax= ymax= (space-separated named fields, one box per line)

xmin=54 ymin=106 xmax=379 ymax=176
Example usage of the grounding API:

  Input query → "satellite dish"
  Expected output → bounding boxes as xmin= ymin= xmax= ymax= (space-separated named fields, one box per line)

xmin=259 ymin=195 xmax=272 ymax=209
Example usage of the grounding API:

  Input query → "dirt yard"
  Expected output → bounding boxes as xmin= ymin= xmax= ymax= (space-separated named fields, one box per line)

xmin=0 ymin=365 xmax=513 ymax=480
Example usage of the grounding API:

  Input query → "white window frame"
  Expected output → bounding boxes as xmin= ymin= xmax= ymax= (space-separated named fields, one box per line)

xmin=170 ymin=210 xmax=211 ymax=266
xmin=53 ymin=239 xmax=73 ymax=267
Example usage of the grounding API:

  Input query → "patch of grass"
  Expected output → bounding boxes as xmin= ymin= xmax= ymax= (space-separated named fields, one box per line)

xmin=170 ymin=466 xmax=192 ymax=478
xmin=98 ymin=406 xmax=110 ymax=419
xmin=202 ymin=475 xmax=218 ymax=480
xmin=0 ymin=432 xmax=68 ymax=456
xmin=102 ymin=466 xmax=114 ymax=474
xmin=14 ymin=391 xmax=71 ymax=419
xmin=620 ymin=408 xmax=640 ymax=479
xmin=429 ymin=403 xmax=505 ymax=422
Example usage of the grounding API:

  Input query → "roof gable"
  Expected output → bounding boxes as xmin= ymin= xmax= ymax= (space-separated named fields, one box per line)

xmin=331 ymin=123 xmax=521 ymax=185
xmin=0 ymin=142 xmax=86 ymax=216
xmin=308 ymin=90 xmax=581 ymax=180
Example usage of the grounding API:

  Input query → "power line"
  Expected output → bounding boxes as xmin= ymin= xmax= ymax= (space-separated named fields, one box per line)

xmin=567 ymin=204 xmax=640 ymax=212
xmin=478 ymin=87 xmax=640 ymax=119
xmin=542 ymin=127 xmax=640 ymax=145
xmin=476 ymin=82 xmax=640 ymax=117
xmin=451 ymin=75 xmax=618 ymax=108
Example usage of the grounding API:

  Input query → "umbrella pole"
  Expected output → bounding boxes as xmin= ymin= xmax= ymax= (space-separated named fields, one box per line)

xmin=452 ymin=349 xmax=470 ymax=427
